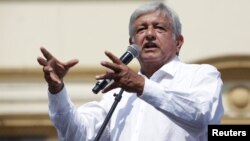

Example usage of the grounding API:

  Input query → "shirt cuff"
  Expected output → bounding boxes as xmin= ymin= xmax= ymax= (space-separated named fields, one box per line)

xmin=48 ymin=86 xmax=73 ymax=114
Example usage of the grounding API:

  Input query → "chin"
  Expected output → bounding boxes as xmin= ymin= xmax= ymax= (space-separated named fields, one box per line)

xmin=141 ymin=57 xmax=162 ymax=63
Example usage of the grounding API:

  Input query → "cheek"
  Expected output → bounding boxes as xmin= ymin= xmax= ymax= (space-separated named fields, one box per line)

xmin=160 ymin=41 xmax=178 ymax=53
xmin=133 ymin=34 xmax=145 ymax=43
xmin=160 ymin=35 xmax=176 ymax=47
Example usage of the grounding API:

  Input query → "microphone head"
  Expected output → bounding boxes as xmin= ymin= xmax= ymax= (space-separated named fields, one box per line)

xmin=127 ymin=44 xmax=140 ymax=58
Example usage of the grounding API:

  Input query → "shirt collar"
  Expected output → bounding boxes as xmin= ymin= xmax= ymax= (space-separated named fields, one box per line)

xmin=159 ymin=55 xmax=180 ymax=77
xmin=138 ymin=55 xmax=180 ymax=78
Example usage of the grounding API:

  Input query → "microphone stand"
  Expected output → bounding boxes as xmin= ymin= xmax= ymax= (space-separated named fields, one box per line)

xmin=94 ymin=89 xmax=124 ymax=141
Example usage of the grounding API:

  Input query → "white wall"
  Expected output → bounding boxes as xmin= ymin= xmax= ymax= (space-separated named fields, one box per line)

xmin=168 ymin=0 xmax=250 ymax=61
xmin=0 ymin=1 xmax=144 ymax=69
xmin=0 ymin=0 xmax=249 ymax=69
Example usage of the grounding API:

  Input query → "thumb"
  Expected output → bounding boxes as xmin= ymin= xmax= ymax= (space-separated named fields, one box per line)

xmin=65 ymin=59 xmax=79 ymax=69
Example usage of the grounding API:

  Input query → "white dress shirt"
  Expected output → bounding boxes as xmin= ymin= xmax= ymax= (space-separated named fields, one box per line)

xmin=48 ymin=56 xmax=224 ymax=141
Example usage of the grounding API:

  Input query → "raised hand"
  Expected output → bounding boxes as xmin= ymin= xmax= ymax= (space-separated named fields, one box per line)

xmin=96 ymin=51 xmax=144 ymax=95
xmin=37 ymin=47 xmax=79 ymax=94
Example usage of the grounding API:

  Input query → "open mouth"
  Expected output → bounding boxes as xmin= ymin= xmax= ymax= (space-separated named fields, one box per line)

xmin=143 ymin=42 xmax=158 ymax=49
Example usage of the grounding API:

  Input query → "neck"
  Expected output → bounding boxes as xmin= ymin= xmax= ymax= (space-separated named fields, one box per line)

xmin=140 ymin=55 xmax=177 ymax=78
xmin=140 ymin=62 xmax=163 ymax=78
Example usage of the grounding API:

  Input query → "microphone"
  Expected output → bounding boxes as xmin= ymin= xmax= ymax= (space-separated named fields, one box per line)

xmin=92 ymin=44 xmax=140 ymax=94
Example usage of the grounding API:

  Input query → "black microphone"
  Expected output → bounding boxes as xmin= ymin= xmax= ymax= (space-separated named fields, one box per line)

xmin=92 ymin=44 xmax=139 ymax=94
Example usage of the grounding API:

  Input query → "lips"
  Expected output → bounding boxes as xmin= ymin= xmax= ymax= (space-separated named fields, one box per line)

xmin=143 ymin=42 xmax=158 ymax=49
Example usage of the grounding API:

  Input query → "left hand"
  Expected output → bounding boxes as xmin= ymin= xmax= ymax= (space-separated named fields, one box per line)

xmin=96 ymin=51 xmax=144 ymax=95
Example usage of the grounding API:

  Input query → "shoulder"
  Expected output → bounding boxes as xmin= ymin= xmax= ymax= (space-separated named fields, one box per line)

xmin=198 ymin=64 xmax=220 ymax=74
xmin=181 ymin=61 xmax=218 ymax=70
xmin=196 ymin=64 xmax=219 ymax=72
xmin=179 ymin=62 xmax=220 ymax=76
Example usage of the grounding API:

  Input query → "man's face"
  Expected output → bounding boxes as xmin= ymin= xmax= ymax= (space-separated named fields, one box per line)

xmin=131 ymin=11 xmax=183 ymax=66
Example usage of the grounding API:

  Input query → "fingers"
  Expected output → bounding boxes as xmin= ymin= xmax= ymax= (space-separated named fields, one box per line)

xmin=38 ymin=47 xmax=79 ymax=93
xmin=65 ymin=59 xmax=79 ymax=69
xmin=38 ymin=47 xmax=79 ymax=70
xmin=50 ymin=71 xmax=62 ymax=84
xmin=39 ymin=55 xmax=61 ymax=84
xmin=95 ymin=51 xmax=126 ymax=93
xmin=40 ymin=47 xmax=54 ymax=60
xmin=43 ymin=65 xmax=61 ymax=84
xmin=96 ymin=50 xmax=144 ymax=94
xmin=37 ymin=47 xmax=55 ymax=66
xmin=101 ymin=61 xmax=121 ymax=73
xmin=43 ymin=65 xmax=53 ymax=73
xmin=101 ymin=79 xmax=120 ymax=93
xmin=37 ymin=57 xmax=47 ymax=66
xmin=104 ymin=51 xmax=122 ymax=64
xmin=102 ymin=83 xmax=118 ymax=93
xmin=96 ymin=69 xmax=116 ymax=80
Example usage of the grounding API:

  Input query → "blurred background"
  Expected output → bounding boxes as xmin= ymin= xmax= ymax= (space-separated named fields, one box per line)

xmin=0 ymin=0 xmax=249 ymax=140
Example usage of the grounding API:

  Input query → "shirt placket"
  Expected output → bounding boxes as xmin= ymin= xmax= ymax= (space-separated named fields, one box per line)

xmin=131 ymin=101 xmax=146 ymax=141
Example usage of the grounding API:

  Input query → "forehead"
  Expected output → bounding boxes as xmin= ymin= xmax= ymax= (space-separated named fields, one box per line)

xmin=134 ymin=11 xmax=171 ymax=25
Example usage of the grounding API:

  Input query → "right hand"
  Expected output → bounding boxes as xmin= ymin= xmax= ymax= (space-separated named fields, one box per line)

xmin=37 ymin=47 xmax=79 ymax=94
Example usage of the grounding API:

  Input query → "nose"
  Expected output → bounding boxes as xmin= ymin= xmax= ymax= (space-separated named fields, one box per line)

xmin=145 ymin=27 xmax=156 ymax=41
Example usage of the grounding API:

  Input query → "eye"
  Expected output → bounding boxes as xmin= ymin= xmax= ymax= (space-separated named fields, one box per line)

xmin=156 ymin=26 xmax=166 ymax=32
xmin=136 ymin=26 xmax=146 ymax=33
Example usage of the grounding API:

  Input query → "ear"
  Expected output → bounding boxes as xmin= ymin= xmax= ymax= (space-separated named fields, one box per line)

xmin=176 ymin=35 xmax=184 ymax=54
xmin=129 ymin=37 xmax=134 ymax=45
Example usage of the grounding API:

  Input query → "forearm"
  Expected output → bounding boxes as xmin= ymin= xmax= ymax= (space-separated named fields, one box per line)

xmin=48 ymin=87 xmax=109 ymax=141
xmin=48 ymin=87 xmax=84 ymax=140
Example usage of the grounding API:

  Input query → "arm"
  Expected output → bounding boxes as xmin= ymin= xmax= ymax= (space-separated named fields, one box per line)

xmin=95 ymin=51 xmax=223 ymax=136
xmin=37 ymin=47 xmax=110 ymax=140
xmin=48 ymin=87 xmax=110 ymax=141
xmin=140 ymin=65 xmax=224 ymax=135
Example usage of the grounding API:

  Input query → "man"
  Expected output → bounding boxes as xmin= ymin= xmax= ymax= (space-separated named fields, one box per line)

xmin=37 ymin=2 xmax=224 ymax=141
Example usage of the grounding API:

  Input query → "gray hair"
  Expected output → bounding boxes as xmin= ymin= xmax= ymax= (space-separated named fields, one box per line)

xmin=129 ymin=2 xmax=182 ymax=39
